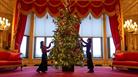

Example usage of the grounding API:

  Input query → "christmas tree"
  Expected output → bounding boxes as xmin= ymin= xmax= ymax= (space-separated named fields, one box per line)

xmin=49 ymin=8 xmax=84 ymax=70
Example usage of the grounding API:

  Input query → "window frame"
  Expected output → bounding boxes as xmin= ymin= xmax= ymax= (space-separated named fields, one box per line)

xmin=34 ymin=36 xmax=54 ymax=58
xmin=81 ymin=37 xmax=103 ymax=59
xmin=92 ymin=37 xmax=103 ymax=58
xmin=20 ymin=35 xmax=29 ymax=58
xmin=34 ymin=36 xmax=45 ymax=58
xmin=107 ymin=37 xmax=115 ymax=58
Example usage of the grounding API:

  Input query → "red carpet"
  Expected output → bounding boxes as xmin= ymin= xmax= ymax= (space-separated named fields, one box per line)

xmin=0 ymin=66 xmax=138 ymax=77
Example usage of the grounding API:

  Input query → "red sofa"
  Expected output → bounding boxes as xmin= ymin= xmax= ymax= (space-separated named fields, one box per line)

xmin=0 ymin=51 xmax=22 ymax=70
xmin=112 ymin=52 xmax=138 ymax=70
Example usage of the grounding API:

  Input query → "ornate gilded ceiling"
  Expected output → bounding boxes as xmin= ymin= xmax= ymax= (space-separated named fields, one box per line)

xmin=120 ymin=0 xmax=138 ymax=23
xmin=0 ymin=0 xmax=16 ymax=20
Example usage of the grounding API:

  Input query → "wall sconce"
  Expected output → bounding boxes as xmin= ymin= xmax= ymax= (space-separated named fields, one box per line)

xmin=0 ymin=17 xmax=11 ymax=30
xmin=124 ymin=19 xmax=138 ymax=33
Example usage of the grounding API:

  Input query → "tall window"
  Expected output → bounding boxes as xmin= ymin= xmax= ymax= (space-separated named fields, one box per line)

xmin=106 ymin=15 xmax=115 ymax=58
xmin=34 ymin=13 xmax=56 ymax=58
xmin=20 ymin=14 xmax=31 ymax=58
xmin=20 ymin=36 xmax=28 ymax=58
xmin=34 ymin=13 xmax=56 ymax=36
xmin=79 ymin=13 xmax=103 ymax=37
xmin=92 ymin=38 xmax=102 ymax=58
xmin=80 ymin=13 xmax=103 ymax=58
xmin=109 ymin=37 xmax=115 ymax=58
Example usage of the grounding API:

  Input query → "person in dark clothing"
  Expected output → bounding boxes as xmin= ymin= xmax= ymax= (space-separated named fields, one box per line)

xmin=81 ymin=38 xmax=94 ymax=73
xmin=36 ymin=41 xmax=53 ymax=73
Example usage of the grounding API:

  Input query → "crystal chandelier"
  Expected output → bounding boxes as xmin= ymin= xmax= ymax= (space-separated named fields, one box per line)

xmin=0 ymin=17 xmax=11 ymax=30
xmin=124 ymin=19 xmax=138 ymax=33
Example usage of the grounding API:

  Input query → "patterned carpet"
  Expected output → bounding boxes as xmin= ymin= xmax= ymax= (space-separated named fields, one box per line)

xmin=0 ymin=66 xmax=138 ymax=77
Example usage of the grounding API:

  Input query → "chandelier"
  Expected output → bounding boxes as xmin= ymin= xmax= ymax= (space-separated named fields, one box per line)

xmin=0 ymin=17 xmax=11 ymax=30
xmin=124 ymin=19 xmax=138 ymax=33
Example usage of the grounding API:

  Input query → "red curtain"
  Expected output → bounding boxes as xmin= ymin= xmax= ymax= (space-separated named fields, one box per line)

xmin=14 ymin=14 xmax=27 ymax=52
xmin=14 ymin=0 xmax=122 ymax=51
xmin=109 ymin=15 xmax=121 ymax=50
xmin=18 ymin=0 xmax=119 ymax=18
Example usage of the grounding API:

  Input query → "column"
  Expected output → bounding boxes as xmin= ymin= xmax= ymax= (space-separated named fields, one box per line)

xmin=28 ymin=13 xmax=35 ymax=65
xmin=103 ymin=14 xmax=108 ymax=65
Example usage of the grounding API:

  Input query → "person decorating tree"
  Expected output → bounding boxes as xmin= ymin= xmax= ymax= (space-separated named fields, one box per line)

xmin=36 ymin=41 xmax=53 ymax=73
xmin=81 ymin=38 xmax=94 ymax=73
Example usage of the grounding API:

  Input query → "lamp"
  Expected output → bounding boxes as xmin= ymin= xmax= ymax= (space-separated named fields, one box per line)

xmin=0 ymin=17 xmax=11 ymax=30
xmin=124 ymin=19 xmax=138 ymax=33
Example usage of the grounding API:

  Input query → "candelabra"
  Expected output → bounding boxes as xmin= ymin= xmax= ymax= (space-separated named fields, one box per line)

xmin=0 ymin=17 xmax=11 ymax=49
xmin=124 ymin=19 xmax=138 ymax=51
xmin=0 ymin=17 xmax=11 ymax=30
xmin=124 ymin=19 xmax=138 ymax=33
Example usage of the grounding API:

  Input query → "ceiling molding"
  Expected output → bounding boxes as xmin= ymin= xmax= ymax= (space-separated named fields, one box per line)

xmin=0 ymin=0 xmax=13 ymax=13
xmin=124 ymin=12 xmax=138 ymax=17
xmin=123 ymin=1 xmax=138 ymax=15
xmin=0 ymin=12 xmax=12 ymax=21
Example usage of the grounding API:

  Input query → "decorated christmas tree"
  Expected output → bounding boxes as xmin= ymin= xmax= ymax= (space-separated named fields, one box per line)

xmin=49 ymin=8 xmax=84 ymax=71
